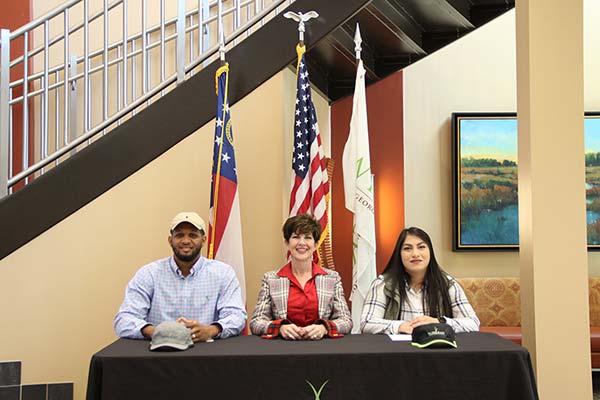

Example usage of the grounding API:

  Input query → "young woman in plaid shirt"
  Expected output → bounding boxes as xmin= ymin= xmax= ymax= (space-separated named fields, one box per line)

xmin=361 ymin=227 xmax=479 ymax=335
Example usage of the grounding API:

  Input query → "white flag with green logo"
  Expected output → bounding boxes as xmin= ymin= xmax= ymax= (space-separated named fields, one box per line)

xmin=342 ymin=59 xmax=377 ymax=334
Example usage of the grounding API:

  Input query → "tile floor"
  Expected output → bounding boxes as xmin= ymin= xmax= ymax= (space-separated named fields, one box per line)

xmin=0 ymin=361 xmax=72 ymax=400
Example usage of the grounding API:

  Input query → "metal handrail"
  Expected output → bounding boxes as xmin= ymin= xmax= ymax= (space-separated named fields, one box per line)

xmin=0 ymin=0 xmax=294 ymax=198
xmin=10 ymin=0 xmax=123 ymax=67
xmin=9 ymin=0 xmax=258 ymax=70
xmin=9 ymin=0 xmax=281 ymax=89
xmin=185 ymin=0 xmax=284 ymax=74
xmin=11 ymin=0 xmax=82 ymax=38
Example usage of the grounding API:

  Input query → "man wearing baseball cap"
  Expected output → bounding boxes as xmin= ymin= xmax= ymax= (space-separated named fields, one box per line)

xmin=114 ymin=212 xmax=246 ymax=342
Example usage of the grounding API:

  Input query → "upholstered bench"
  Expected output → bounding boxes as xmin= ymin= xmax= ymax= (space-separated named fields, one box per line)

xmin=457 ymin=277 xmax=600 ymax=368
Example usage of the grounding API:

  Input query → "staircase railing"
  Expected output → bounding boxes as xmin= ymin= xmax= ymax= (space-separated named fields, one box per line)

xmin=0 ymin=0 xmax=293 ymax=198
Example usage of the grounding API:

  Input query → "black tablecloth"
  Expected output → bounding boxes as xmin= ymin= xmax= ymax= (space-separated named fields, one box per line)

xmin=86 ymin=332 xmax=538 ymax=400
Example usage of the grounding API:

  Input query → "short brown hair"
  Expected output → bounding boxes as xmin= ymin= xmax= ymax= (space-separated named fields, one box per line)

xmin=282 ymin=214 xmax=321 ymax=242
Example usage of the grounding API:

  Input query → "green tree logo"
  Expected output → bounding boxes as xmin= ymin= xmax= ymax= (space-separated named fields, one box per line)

xmin=306 ymin=380 xmax=329 ymax=400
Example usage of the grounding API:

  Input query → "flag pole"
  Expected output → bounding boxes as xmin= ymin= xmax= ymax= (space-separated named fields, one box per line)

xmin=283 ymin=10 xmax=318 ymax=44
xmin=209 ymin=17 xmax=229 ymax=259
xmin=354 ymin=22 xmax=362 ymax=61
xmin=284 ymin=10 xmax=319 ymax=58
xmin=343 ymin=22 xmax=377 ymax=332
xmin=284 ymin=11 xmax=333 ymax=264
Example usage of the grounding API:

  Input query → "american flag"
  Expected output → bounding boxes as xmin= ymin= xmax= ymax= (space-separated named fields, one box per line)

xmin=208 ymin=63 xmax=246 ymax=302
xmin=289 ymin=45 xmax=330 ymax=247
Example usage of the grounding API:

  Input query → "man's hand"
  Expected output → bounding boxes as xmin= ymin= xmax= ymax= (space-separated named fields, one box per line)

xmin=177 ymin=317 xmax=221 ymax=342
xmin=141 ymin=325 xmax=155 ymax=338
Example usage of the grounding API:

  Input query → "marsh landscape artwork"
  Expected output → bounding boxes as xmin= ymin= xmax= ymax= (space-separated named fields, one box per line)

xmin=453 ymin=112 xmax=600 ymax=250
xmin=585 ymin=115 xmax=600 ymax=246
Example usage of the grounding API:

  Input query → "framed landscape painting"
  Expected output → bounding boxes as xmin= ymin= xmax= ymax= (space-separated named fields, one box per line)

xmin=452 ymin=112 xmax=600 ymax=251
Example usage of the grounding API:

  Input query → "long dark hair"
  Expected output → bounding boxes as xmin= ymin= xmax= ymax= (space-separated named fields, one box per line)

xmin=382 ymin=227 xmax=453 ymax=318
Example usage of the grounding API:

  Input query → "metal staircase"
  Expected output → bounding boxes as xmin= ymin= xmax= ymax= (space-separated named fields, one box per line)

xmin=0 ymin=0 xmax=293 ymax=198
xmin=0 ymin=0 xmax=514 ymax=259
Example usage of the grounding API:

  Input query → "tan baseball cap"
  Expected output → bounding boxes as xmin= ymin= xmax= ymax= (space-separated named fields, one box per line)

xmin=170 ymin=212 xmax=206 ymax=233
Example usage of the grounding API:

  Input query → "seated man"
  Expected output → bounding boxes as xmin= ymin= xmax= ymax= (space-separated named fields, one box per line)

xmin=114 ymin=212 xmax=246 ymax=341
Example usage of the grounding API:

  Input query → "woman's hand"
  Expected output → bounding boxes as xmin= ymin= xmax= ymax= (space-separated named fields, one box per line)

xmin=302 ymin=324 xmax=327 ymax=340
xmin=398 ymin=316 xmax=440 ymax=334
xmin=398 ymin=322 xmax=414 ymax=334
xmin=280 ymin=323 xmax=304 ymax=340
xmin=409 ymin=316 xmax=440 ymax=330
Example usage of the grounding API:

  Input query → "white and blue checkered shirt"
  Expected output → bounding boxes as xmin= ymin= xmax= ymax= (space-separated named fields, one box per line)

xmin=114 ymin=256 xmax=246 ymax=339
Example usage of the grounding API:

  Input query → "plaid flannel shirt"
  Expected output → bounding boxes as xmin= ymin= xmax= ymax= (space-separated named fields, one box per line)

xmin=360 ymin=274 xmax=480 ymax=334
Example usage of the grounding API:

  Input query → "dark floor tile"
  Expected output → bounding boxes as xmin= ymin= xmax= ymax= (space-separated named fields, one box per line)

xmin=22 ymin=384 xmax=47 ymax=400
xmin=0 ymin=386 xmax=19 ymax=400
xmin=0 ymin=362 xmax=21 ymax=386
xmin=593 ymin=371 xmax=600 ymax=387
xmin=48 ymin=383 xmax=73 ymax=400
xmin=593 ymin=371 xmax=600 ymax=399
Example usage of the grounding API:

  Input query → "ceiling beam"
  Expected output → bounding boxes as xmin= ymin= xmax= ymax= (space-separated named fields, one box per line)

xmin=376 ymin=54 xmax=421 ymax=76
xmin=303 ymin=57 xmax=331 ymax=101
xmin=367 ymin=0 xmax=426 ymax=56
xmin=329 ymin=79 xmax=356 ymax=103
xmin=440 ymin=0 xmax=476 ymax=29
xmin=470 ymin=2 xmax=515 ymax=26
xmin=422 ymin=29 xmax=470 ymax=54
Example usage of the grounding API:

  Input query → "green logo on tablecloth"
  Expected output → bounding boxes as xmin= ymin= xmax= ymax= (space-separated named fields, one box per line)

xmin=306 ymin=380 xmax=329 ymax=400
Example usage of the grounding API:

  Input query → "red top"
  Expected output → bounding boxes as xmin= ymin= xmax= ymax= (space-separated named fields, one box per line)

xmin=277 ymin=262 xmax=327 ymax=327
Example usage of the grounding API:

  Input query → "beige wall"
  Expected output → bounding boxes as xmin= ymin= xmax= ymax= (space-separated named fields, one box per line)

xmin=403 ymin=5 xmax=600 ymax=278
xmin=0 ymin=67 xmax=331 ymax=400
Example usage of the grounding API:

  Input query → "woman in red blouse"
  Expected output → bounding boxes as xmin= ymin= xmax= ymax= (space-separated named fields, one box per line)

xmin=250 ymin=214 xmax=352 ymax=339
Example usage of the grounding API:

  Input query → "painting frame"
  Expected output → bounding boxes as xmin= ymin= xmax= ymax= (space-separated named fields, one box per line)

xmin=452 ymin=112 xmax=600 ymax=251
xmin=452 ymin=112 xmax=518 ymax=251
